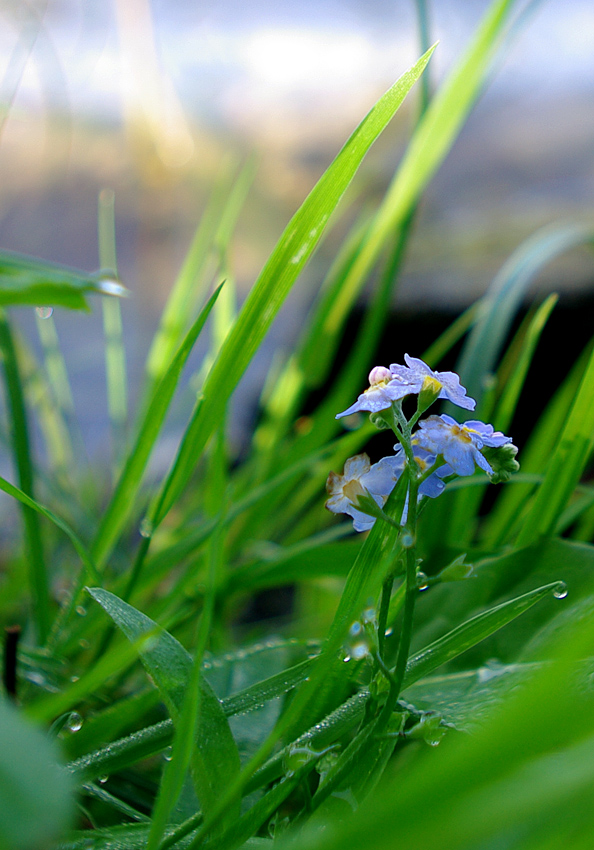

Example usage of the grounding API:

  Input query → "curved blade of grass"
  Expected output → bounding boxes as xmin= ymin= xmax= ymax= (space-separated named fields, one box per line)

xmin=0 ymin=474 xmax=100 ymax=584
xmin=0 ymin=309 xmax=49 ymax=642
xmin=515 ymin=340 xmax=594 ymax=547
xmin=455 ymin=222 xmax=594 ymax=408
xmin=91 ymin=285 xmax=222 ymax=570
xmin=148 ymin=45 xmax=436 ymax=527
xmin=86 ymin=588 xmax=240 ymax=828
xmin=0 ymin=250 xmax=127 ymax=309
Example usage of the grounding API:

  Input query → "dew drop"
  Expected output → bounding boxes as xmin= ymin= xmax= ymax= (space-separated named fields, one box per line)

xmin=75 ymin=605 xmax=87 ymax=617
xmin=384 ymin=627 xmax=393 ymax=637
xmin=163 ymin=747 xmax=173 ymax=762
xmin=401 ymin=532 xmax=415 ymax=549
xmin=343 ymin=655 xmax=351 ymax=663
xmin=553 ymin=582 xmax=568 ymax=600
xmin=35 ymin=306 xmax=53 ymax=319
xmin=416 ymin=571 xmax=429 ymax=591
xmin=95 ymin=269 xmax=128 ymax=298
xmin=349 ymin=621 xmax=362 ymax=638
xmin=66 ymin=712 xmax=83 ymax=732
xmin=98 ymin=775 xmax=109 ymax=784
xmin=139 ymin=517 xmax=154 ymax=539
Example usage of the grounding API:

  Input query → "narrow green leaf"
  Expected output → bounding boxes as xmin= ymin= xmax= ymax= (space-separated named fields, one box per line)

xmin=86 ymin=588 xmax=240 ymax=825
xmin=90 ymin=285 xmax=222 ymax=570
xmin=150 ymin=45 xmax=436 ymax=526
xmin=0 ymin=474 xmax=100 ymax=584
xmin=0 ymin=310 xmax=50 ymax=642
xmin=516 ymin=341 xmax=594 ymax=546
xmin=0 ymin=250 xmax=127 ymax=309
xmin=402 ymin=581 xmax=565 ymax=690
xmin=455 ymin=223 xmax=594 ymax=408
xmin=0 ymin=699 xmax=73 ymax=850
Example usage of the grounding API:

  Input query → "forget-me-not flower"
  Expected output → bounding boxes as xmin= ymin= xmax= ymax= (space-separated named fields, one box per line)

xmin=326 ymin=453 xmax=401 ymax=531
xmin=389 ymin=355 xmax=476 ymax=411
xmin=414 ymin=414 xmax=511 ymax=476
xmin=335 ymin=366 xmax=417 ymax=419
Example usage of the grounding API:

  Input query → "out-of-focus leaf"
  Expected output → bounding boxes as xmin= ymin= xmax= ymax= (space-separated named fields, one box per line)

xmin=0 ymin=698 xmax=73 ymax=850
xmin=0 ymin=250 xmax=127 ymax=309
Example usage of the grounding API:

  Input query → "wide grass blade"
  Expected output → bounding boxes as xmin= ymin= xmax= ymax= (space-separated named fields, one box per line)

xmin=148 ymin=45 xmax=436 ymax=527
xmin=87 ymin=588 xmax=241 ymax=827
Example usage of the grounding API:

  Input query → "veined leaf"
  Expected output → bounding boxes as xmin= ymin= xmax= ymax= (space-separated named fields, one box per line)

xmin=87 ymin=588 xmax=240 ymax=822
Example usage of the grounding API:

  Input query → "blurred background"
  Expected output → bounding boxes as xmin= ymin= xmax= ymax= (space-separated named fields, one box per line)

xmin=0 ymin=0 xmax=593 ymax=451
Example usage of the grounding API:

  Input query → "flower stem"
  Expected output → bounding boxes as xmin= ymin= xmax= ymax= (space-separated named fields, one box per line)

xmin=377 ymin=573 xmax=394 ymax=660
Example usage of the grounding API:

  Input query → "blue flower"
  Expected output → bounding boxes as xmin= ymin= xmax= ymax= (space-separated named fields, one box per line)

xmin=325 ymin=447 xmax=448 ymax=531
xmin=389 ymin=355 xmax=476 ymax=411
xmin=335 ymin=366 xmax=417 ymax=419
xmin=414 ymin=414 xmax=511 ymax=476
xmin=325 ymin=453 xmax=400 ymax=531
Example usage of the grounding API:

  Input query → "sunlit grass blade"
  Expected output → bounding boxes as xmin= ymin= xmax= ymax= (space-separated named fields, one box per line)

xmin=147 ymin=46 xmax=436 ymax=528
xmin=274 ymin=0 xmax=523 ymax=463
xmin=0 ymin=250 xmax=127 ymax=309
xmin=90 ymin=285 xmax=222 ymax=571
xmin=455 ymin=222 xmax=594 ymax=409
xmin=0 ymin=309 xmax=50 ymax=642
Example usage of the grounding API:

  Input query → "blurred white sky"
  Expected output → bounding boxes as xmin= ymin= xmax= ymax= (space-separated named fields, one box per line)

xmin=2 ymin=0 xmax=594 ymax=131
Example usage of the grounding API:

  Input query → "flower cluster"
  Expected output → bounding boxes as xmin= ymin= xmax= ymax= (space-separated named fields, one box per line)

xmin=326 ymin=356 xmax=517 ymax=531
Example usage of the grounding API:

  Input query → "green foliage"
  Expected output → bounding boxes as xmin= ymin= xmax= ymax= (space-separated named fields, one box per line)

xmin=1 ymin=2 xmax=594 ymax=848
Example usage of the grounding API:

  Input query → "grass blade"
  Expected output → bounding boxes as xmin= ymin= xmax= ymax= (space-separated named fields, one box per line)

xmin=90 ymin=285 xmax=222 ymax=571
xmin=149 ymin=45 xmax=436 ymax=526
xmin=0 ymin=309 xmax=50 ymax=642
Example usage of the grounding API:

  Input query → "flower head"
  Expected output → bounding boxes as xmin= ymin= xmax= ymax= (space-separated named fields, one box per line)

xmin=414 ymin=414 xmax=511 ymax=477
xmin=335 ymin=365 xmax=416 ymax=419
xmin=326 ymin=453 xmax=399 ymax=531
xmin=389 ymin=355 xmax=476 ymax=411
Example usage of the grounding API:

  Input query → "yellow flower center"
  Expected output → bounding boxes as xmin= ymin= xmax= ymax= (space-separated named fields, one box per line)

xmin=422 ymin=375 xmax=443 ymax=394
xmin=451 ymin=425 xmax=473 ymax=443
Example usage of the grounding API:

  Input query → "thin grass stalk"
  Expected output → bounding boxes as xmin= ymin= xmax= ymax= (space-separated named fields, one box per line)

xmin=0 ymin=309 xmax=50 ymax=642
xmin=99 ymin=188 xmax=128 ymax=479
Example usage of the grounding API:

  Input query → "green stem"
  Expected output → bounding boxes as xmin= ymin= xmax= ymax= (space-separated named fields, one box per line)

xmin=379 ymin=472 xmax=419 ymax=725
xmin=0 ymin=311 xmax=50 ymax=642
xmin=377 ymin=574 xmax=394 ymax=660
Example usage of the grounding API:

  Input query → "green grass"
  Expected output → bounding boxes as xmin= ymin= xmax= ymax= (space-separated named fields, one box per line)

xmin=2 ymin=1 xmax=594 ymax=848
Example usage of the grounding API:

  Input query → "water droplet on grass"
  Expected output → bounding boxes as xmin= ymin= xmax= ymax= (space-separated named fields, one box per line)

xmin=66 ymin=712 xmax=83 ymax=732
xmin=553 ymin=583 xmax=568 ymax=599
xmin=35 ymin=306 xmax=53 ymax=319
xmin=416 ymin=571 xmax=429 ymax=591
xmin=98 ymin=775 xmax=109 ymax=784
